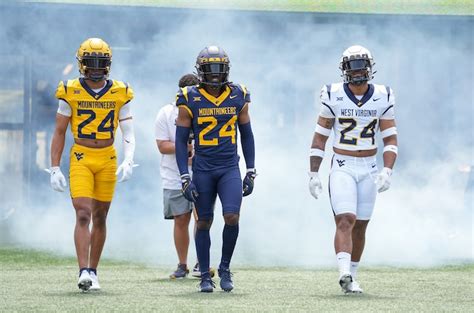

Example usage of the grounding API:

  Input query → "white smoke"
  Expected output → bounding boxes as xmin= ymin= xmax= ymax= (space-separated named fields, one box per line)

xmin=1 ymin=4 xmax=472 ymax=267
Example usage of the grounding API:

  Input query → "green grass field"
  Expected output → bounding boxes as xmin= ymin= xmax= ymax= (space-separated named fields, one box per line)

xmin=1 ymin=247 xmax=473 ymax=312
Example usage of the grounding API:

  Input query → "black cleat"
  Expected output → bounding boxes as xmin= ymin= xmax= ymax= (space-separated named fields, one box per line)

xmin=199 ymin=273 xmax=215 ymax=293
xmin=218 ymin=268 xmax=234 ymax=292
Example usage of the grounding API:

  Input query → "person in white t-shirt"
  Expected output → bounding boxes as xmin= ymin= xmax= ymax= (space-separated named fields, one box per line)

xmin=155 ymin=74 xmax=200 ymax=279
xmin=309 ymin=46 xmax=398 ymax=294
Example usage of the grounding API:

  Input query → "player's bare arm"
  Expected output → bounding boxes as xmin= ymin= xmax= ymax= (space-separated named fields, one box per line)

xmin=379 ymin=118 xmax=398 ymax=169
xmin=310 ymin=116 xmax=334 ymax=172
xmin=51 ymin=113 xmax=70 ymax=167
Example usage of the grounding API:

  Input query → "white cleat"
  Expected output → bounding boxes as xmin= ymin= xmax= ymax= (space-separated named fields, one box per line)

xmin=339 ymin=273 xmax=353 ymax=293
xmin=349 ymin=281 xmax=363 ymax=293
xmin=78 ymin=270 xmax=92 ymax=292
xmin=89 ymin=272 xmax=101 ymax=291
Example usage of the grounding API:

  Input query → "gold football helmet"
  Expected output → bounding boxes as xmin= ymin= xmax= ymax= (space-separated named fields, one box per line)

xmin=76 ymin=38 xmax=112 ymax=81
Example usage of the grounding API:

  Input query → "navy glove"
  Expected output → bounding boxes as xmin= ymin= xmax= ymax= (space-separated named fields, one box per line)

xmin=243 ymin=169 xmax=257 ymax=197
xmin=181 ymin=174 xmax=199 ymax=202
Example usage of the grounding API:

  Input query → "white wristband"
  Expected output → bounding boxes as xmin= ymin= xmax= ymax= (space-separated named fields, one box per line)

xmin=380 ymin=127 xmax=397 ymax=139
xmin=315 ymin=124 xmax=332 ymax=137
xmin=383 ymin=145 xmax=398 ymax=155
xmin=310 ymin=148 xmax=324 ymax=158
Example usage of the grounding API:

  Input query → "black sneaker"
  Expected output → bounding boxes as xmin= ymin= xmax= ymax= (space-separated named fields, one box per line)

xmin=199 ymin=272 xmax=215 ymax=293
xmin=169 ymin=264 xmax=189 ymax=279
xmin=218 ymin=267 xmax=234 ymax=292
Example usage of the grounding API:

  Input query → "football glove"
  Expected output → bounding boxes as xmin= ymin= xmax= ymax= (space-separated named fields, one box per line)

xmin=116 ymin=159 xmax=135 ymax=183
xmin=243 ymin=169 xmax=257 ymax=197
xmin=46 ymin=166 xmax=67 ymax=192
xmin=181 ymin=174 xmax=199 ymax=202
xmin=308 ymin=172 xmax=322 ymax=199
xmin=375 ymin=167 xmax=392 ymax=193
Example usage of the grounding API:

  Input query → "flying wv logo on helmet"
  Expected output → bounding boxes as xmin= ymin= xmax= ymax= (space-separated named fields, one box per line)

xmin=339 ymin=45 xmax=376 ymax=86
xmin=76 ymin=38 xmax=112 ymax=82
xmin=195 ymin=46 xmax=231 ymax=88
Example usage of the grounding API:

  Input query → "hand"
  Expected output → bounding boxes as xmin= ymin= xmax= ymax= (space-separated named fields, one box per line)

xmin=375 ymin=167 xmax=392 ymax=193
xmin=308 ymin=172 xmax=322 ymax=199
xmin=116 ymin=159 xmax=134 ymax=183
xmin=243 ymin=169 xmax=257 ymax=197
xmin=46 ymin=166 xmax=67 ymax=192
xmin=181 ymin=174 xmax=199 ymax=202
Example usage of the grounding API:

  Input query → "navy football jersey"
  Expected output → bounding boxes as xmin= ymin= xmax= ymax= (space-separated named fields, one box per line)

xmin=176 ymin=83 xmax=251 ymax=171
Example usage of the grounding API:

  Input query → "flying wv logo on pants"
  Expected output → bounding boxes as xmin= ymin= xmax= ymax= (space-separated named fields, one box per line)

xmin=336 ymin=159 xmax=345 ymax=167
xmin=74 ymin=152 xmax=84 ymax=161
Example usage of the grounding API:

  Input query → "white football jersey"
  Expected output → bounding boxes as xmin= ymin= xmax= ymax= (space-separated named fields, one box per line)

xmin=319 ymin=83 xmax=395 ymax=151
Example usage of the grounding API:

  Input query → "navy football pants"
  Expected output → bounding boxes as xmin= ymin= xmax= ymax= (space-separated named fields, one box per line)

xmin=193 ymin=166 xmax=242 ymax=220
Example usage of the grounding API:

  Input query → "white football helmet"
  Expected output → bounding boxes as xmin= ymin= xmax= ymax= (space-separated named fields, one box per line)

xmin=339 ymin=45 xmax=375 ymax=85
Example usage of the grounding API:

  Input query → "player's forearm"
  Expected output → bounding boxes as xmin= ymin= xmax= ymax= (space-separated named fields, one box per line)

xmin=175 ymin=126 xmax=191 ymax=175
xmin=310 ymin=133 xmax=328 ymax=172
xmin=382 ymin=135 xmax=398 ymax=169
xmin=157 ymin=141 xmax=175 ymax=154
xmin=239 ymin=122 xmax=255 ymax=169
xmin=50 ymin=131 xmax=65 ymax=167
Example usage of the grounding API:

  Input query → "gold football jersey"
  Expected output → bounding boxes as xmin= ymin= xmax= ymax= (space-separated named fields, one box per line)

xmin=55 ymin=78 xmax=134 ymax=140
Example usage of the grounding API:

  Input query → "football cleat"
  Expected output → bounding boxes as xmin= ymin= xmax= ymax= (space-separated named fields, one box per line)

xmin=199 ymin=273 xmax=215 ymax=293
xmin=349 ymin=281 xmax=363 ymax=293
xmin=192 ymin=263 xmax=216 ymax=278
xmin=218 ymin=268 xmax=234 ymax=292
xmin=77 ymin=269 xmax=92 ymax=292
xmin=89 ymin=271 xmax=101 ymax=291
xmin=170 ymin=264 xmax=189 ymax=279
xmin=339 ymin=273 xmax=353 ymax=293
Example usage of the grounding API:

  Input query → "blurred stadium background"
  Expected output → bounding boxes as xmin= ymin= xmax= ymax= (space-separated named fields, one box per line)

xmin=0 ymin=0 xmax=472 ymax=267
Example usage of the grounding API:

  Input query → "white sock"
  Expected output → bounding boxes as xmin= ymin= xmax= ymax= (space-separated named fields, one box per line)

xmin=336 ymin=252 xmax=351 ymax=277
xmin=350 ymin=261 xmax=359 ymax=280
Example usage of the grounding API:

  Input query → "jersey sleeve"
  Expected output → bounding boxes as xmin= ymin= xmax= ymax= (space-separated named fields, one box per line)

xmin=125 ymin=82 xmax=134 ymax=103
xmin=55 ymin=80 xmax=68 ymax=101
xmin=155 ymin=107 xmax=170 ymax=141
xmin=239 ymin=84 xmax=251 ymax=103
xmin=380 ymin=87 xmax=395 ymax=120
xmin=175 ymin=87 xmax=193 ymax=118
xmin=318 ymin=84 xmax=335 ymax=118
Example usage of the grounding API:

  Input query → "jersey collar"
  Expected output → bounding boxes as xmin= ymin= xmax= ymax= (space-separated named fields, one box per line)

xmin=343 ymin=83 xmax=374 ymax=107
xmin=198 ymin=85 xmax=231 ymax=107
xmin=79 ymin=78 xmax=113 ymax=100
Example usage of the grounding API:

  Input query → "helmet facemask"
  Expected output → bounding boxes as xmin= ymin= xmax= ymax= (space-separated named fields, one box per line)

xmin=196 ymin=62 xmax=230 ymax=89
xmin=78 ymin=53 xmax=111 ymax=82
xmin=340 ymin=56 xmax=374 ymax=86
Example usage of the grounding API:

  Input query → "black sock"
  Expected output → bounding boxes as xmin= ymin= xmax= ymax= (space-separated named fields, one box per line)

xmin=220 ymin=223 xmax=239 ymax=270
xmin=79 ymin=267 xmax=88 ymax=276
xmin=88 ymin=268 xmax=97 ymax=275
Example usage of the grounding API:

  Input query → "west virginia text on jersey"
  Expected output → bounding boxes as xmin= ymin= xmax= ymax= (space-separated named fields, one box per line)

xmin=319 ymin=83 xmax=395 ymax=151
xmin=176 ymin=83 xmax=250 ymax=171
xmin=55 ymin=78 xmax=134 ymax=140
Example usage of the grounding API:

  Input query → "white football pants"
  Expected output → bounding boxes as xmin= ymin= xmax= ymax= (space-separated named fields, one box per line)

xmin=329 ymin=153 xmax=378 ymax=220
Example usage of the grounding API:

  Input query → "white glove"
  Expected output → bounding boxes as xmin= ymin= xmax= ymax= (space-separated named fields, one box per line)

xmin=375 ymin=167 xmax=392 ymax=193
xmin=308 ymin=172 xmax=323 ymax=199
xmin=47 ymin=166 xmax=67 ymax=192
xmin=116 ymin=159 xmax=135 ymax=183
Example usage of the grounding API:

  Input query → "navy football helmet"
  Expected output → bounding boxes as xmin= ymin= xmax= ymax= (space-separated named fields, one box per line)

xmin=195 ymin=46 xmax=230 ymax=88
xmin=339 ymin=45 xmax=375 ymax=86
